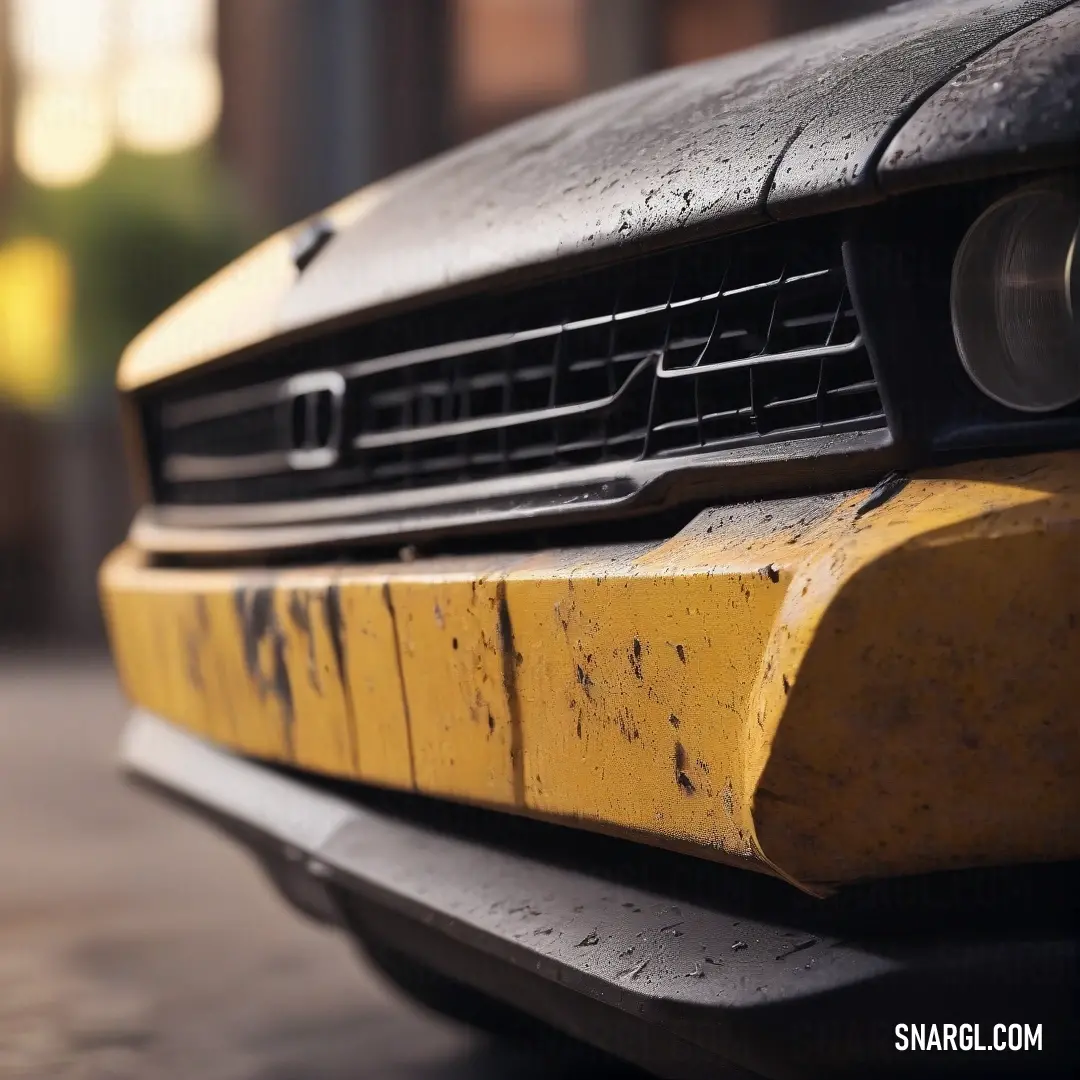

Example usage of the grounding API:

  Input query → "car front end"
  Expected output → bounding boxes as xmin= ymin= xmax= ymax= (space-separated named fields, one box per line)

xmin=101 ymin=2 xmax=1080 ymax=1074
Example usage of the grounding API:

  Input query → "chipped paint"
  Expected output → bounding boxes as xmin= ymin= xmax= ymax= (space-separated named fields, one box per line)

xmin=496 ymin=581 xmax=526 ymax=806
xmin=378 ymin=581 xmax=416 ymax=787
xmin=101 ymin=451 xmax=1080 ymax=890
xmin=323 ymin=583 xmax=360 ymax=772
xmin=855 ymin=471 xmax=910 ymax=517
xmin=234 ymin=586 xmax=295 ymax=756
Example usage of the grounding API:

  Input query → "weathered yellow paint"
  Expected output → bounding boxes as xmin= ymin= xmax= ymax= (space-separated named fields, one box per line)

xmin=105 ymin=563 xmax=291 ymax=761
xmin=331 ymin=575 xmax=414 ymax=790
xmin=390 ymin=570 xmax=521 ymax=806
xmin=101 ymin=452 xmax=1080 ymax=889
xmin=507 ymin=567 xmax=784 ymax=856
xmin=271 ymin=577 xmax=356 ymax=775
xmin=745 ymin=462 xmax=1080 ymax=884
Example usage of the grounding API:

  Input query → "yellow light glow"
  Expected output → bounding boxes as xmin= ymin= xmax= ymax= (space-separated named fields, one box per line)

xmin=15 ymin=79 xmax=115 ymax=188
xmin=124 ymin=0 xmax=214 ymax=52
xmin=11 ymin=0 xmax=113 ymax=77
xmin=0 ymin=237 xmax=73 ymax=411
xmin=116 ymin=51 xmax=221 ymax=154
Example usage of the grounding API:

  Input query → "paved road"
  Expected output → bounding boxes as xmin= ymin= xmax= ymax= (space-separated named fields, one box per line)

xmin=0 ymin=658 xmax=641 ymax=1080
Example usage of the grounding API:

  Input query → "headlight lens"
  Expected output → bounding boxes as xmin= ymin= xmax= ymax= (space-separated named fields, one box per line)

xmin=951 ymin=184 xmax=1080 ymax=413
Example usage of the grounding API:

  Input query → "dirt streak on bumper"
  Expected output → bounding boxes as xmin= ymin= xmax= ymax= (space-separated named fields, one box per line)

xmin=100 ymin=452 xmax=1080 ymax=889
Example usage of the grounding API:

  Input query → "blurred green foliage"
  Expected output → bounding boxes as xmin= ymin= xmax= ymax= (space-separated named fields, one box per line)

xmin=6 ymin=148 xmax=259 ymax=401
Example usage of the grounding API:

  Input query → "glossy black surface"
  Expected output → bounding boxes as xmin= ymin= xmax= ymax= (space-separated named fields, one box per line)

xmin=880 ymin=3 xmax=1080 ymax=191
xmin=272 ymin=0 xmax=1065 ymax=337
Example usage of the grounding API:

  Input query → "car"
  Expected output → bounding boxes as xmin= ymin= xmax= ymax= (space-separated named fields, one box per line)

xmin=100 ymin=1 xmax=1080 ymax=1075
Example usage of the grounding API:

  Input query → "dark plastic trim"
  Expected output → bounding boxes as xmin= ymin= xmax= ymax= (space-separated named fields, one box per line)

xmin=122 ymin=711 xmax=1080 ymax=1079
xmin=130 ymin=427 xmax=896 ymax=557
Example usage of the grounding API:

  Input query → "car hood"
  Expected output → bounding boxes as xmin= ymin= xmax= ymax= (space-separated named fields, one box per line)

xmin=119 ymin=0 xmax=1067 ymax=391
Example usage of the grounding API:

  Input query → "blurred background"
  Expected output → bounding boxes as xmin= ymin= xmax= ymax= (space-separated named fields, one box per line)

xmin=0 ymin=0 xmax=896 ymax=651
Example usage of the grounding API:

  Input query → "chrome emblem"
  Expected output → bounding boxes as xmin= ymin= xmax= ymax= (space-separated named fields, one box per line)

xmin=280 ymin=370 xmax=346 ymax=470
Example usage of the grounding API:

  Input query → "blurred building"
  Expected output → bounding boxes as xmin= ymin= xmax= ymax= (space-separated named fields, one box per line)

xmin=0 ymin=0 xmax=234 ymax=645
xmin=217 ymin=1 xmax=451 ymax=228
xmin=0 ymin=0 xmax=891 ymax=646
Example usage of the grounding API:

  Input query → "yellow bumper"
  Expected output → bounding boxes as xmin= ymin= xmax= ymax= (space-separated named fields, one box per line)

xmin=101 ymin=452 xmax=1080 ymax=890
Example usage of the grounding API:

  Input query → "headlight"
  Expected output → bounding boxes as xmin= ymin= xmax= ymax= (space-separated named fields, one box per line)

xmin=951 ymin=184 xmax=1080 ymax=413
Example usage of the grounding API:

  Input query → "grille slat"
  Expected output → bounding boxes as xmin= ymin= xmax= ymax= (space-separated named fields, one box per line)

xmin=147 ymin=221 xmax=886 ymax=509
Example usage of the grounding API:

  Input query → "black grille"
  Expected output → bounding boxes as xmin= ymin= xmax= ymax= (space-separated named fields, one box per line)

xmin=147 ymin=221 xmax=885 ymax=508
